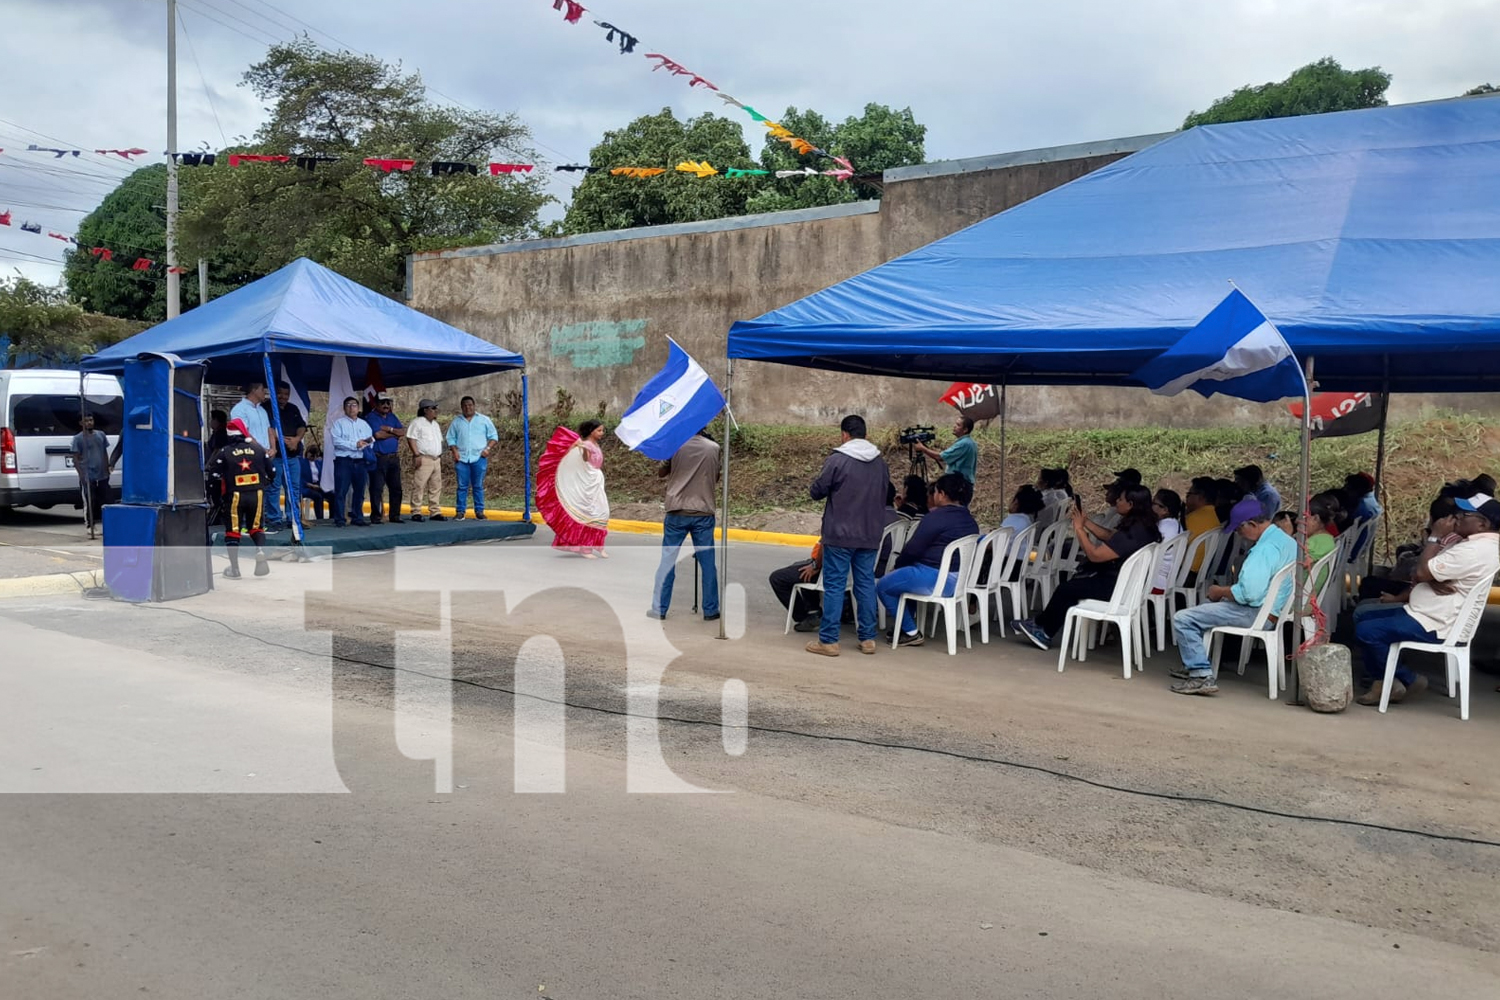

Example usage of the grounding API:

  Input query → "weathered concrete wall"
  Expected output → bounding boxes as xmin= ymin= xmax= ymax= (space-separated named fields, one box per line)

xmin=406 ymin=134 xmax=1498 ymax=430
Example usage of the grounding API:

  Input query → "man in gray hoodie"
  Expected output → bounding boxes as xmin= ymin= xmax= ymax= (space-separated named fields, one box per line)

xmin=806 ymin=415 xmax=891 ymax=657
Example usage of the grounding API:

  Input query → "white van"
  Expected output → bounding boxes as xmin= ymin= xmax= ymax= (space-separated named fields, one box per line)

xmin=0 ymin=370 xmax=124 ymax=512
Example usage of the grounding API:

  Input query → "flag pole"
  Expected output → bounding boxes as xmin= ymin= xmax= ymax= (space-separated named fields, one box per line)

xmin=1287 ymin=354 xmax=1315 ymax=705
xmin=998 ymin=374 xmax=1008 ymax=521
xmin=263 ymin=353 xmax=304 ymax=551
xmin=1371 ymin=358 xmax=1391 ymax=570
xmin=717 ymin=358 xmax=733 ymax=641
xmin=521 ymin=370 xmax=532 ymax=523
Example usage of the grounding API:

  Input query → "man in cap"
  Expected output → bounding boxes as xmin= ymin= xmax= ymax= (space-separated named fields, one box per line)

xmin=1167 ymin=496 xmax=1297 ymax=696
xmin=406 ymin=399 xmax=447 ymax=522
xmin=205 ymin=417 xmax=274 ymax=579
xmin=1353 ymin=493 xmax=1500 ymax=706
xmin=365 ymin=392 xmax=406 ymax=524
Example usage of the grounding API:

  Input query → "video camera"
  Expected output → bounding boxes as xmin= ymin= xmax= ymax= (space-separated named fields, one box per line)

xmin=899 ymin=425 xmax=936 ymax=446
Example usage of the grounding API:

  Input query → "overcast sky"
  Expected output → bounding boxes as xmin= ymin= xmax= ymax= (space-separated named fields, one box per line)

xmin=2 ymin=0 xmax=1493 ymax=285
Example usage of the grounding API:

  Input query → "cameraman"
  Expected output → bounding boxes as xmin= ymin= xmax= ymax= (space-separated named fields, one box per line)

xmin=914 ymin=416 xmax=978 ymax=485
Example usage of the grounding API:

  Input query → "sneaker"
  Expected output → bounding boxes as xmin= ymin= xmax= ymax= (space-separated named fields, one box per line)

xmin=646 ymin=609 xmax=666 ymax=620
xmin=1171 ymin=676 xmax=1219 ymax=696
xmin=805 ymin=640 xmax=840 ymax=657
xmin=474 ymin=511 xmax=486 ymax=520
xmin=896 ymin=630 xmax=925 ymax=647
xmin=430 ymin=514 xmax=447 ymax=522
xmin=793 ymin=618 xmax=821 ymax=633
xmin=222 ymin=566 xmax=241 ymax=580
xmin=1169 ymin=667 xmax=1193 ymax=680
xmin=1357 ymin=678 xmax=1404 ymax=707
xmin=703 ymin=613 xmax=721 ymax=622
xmin=254 ymin=556 xmax=270 ymax=577
xmin=859 ymin=639 xmax=877 ymax=655
xmin=1016 ymin=619 xmax=1051 ymax=651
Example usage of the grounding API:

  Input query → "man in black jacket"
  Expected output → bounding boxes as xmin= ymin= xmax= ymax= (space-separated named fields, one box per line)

xmin=876 ymin=473 xmax=979 ymax=647
xmin=806 ymin=415 xmax=890 ymax=657
xmin=206 ymin=418 xmax=275 ymax=580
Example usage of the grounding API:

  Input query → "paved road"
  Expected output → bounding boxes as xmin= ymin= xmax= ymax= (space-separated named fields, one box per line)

xmin=4 ymin=537 xmax=1499 ymax=999
xmin=0 ymin=506 xmax=102 ymax=578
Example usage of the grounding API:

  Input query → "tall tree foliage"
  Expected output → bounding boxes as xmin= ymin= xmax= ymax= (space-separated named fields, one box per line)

xmin=171 ymin=39 xmax=550 ymax=302
xmin=2 ymin=277 xmax=142 ymax=364
xmin=1182 ymin=58 xmax=1391 ymax=129
xmin=747 ymin=103 xmax=925 ymax=214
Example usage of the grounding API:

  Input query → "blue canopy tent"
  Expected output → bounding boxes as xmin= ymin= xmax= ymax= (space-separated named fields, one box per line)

xmin=83 ymin=257 xmax=533 ymax=544
xmin=722 ymin=97 xmax=1500 ymax=686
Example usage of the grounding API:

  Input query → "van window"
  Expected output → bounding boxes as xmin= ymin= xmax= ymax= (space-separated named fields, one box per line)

xmin=7 ymin=394 xmax=124 ymax=437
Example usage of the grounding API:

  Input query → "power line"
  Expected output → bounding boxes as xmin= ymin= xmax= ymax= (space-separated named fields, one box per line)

xmin=178 ymin=0 xmax=283 ymax=47
xmin=178 ymin=7 xmax=231 ymax=148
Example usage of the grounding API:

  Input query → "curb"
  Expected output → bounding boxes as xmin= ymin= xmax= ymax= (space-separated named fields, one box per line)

xmin=0 ymin=569 xmax=103 ymax=599
xmin=360 ymin=503 xmax=818 ymax=548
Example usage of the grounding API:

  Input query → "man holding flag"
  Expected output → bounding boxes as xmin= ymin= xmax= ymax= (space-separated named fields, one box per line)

xmin=615 ymin=339 xmax=727 ymax=620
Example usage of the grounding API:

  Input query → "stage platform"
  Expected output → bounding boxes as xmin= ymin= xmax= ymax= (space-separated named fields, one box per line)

xmin=214 ymin=517 xmax=537 ymax=557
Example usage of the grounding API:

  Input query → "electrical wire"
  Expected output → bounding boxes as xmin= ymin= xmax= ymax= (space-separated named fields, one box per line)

xmin=179 ymin=7 xmax=231 ymax=149
xmin=133 ymin=601 xmax=1500 ymax=851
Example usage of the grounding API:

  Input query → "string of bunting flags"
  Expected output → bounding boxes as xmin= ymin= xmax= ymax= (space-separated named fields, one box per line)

xmin=542 ymin=0 xmax=847 ymax=171
xmin=0 ymin=210 xmax=188 ymax=277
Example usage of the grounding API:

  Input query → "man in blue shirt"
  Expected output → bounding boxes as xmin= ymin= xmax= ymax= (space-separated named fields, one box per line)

xmin=329 ymin=396 xmax=374 ymax=527
xmin=914 ymin=416 xmax=978 ymax=485
xmin=1169 ymin=496 xmax=1297 ymax=695
xmin=230 ymin=383 xmax=279 ymax=525
xmin=1235 ymin=464 xmax=1282 ymax=520
xmin=444 ymin=395 xmax=498 ymax=520
xmin=365 ymin=393 xmax=406 ymax=524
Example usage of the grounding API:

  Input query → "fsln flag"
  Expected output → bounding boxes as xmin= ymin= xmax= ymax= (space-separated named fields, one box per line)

xmin=1133 ymin=288 xmax=1308 ymax=402
xmin=615 ymin=339 xmax=726 ymax=460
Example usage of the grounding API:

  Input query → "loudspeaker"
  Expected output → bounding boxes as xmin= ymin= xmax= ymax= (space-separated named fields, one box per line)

xmin=121 ymin=353 xmax=206 ymax=505
xmin=103 ymin=504 xmax=213 ymax=602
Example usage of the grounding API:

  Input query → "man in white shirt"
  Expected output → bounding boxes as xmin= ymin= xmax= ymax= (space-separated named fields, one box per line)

xmin=1354 ymin=493 xmax=1500 ymax=706
xmin=329 ymin=396 xmax=374 ymax=528
xmin=405 ymin=399 xmax=447 ymax=522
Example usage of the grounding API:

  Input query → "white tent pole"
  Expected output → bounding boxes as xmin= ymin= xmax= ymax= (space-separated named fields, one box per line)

xmin=1288 ymin=354 xmax=1315 ymax=705
xmin=262 ymin=353 xmax=303 ymax=550
xmin=998 ymin=375 xmax=1008 ymax=520
xmin=717 ymin=358 xmax=733 ymax=641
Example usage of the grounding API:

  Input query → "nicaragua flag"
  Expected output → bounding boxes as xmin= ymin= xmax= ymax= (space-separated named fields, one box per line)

xmin=1133 ymin=288 xmax=1308 ymax=402
xmin=615 ymin=338 xmax=726 ymax=460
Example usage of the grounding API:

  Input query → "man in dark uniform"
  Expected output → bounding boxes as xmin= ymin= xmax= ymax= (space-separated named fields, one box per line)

xmin=206 ymin=417 xmax=275 ymax=579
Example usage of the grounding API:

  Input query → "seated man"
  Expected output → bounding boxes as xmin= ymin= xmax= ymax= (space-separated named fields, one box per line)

xmin=1168 ymin=500 xmax=1297 ymax=696
xmin=771 ymin=540 xmax=849 ymax=633
xmin=1352 ymin=494 xmax=1500 ymax=706
xmin=876 ymin=473 xmax=979 ymax=647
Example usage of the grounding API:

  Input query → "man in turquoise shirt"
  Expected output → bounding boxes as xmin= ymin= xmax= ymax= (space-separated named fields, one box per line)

xmin=1169 ymin=496 xmax=1297 ymax=696
xmin=914 ymin=416 xmax=978 ymax=485
xmin=444 ymin=396 xmax=498 ymax=519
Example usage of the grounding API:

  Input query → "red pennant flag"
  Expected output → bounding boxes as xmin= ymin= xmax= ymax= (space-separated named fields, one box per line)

xmin=95 ymin=148 xmax=150 ymax=160
xmin=167 ymin=266 xmax=189 ymax=274
xmin=362 ymin=158 xmax=415 ymax=173
xmin=0 ymin=211 xmax=11 ymax=226
xmin=228 ymin=153 xmax=291 ymax=167
xmin=132 ymin=258 xmax=154 ymax=271
xmin=90 ymin=247 xmax=114 ymax=262
xmin=362 ymin=359 xmax=387 ymax=411
xmin=489 ymin=163 xmax=535 ymax=175
xmin=48 ymin=232 xmax=71 ymax=242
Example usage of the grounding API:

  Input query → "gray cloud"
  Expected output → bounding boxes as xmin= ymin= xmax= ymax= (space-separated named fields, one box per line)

xmin=3 ymin=0 xmax=1492 ymax=284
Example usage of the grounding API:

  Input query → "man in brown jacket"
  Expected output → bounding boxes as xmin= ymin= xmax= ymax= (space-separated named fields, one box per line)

xmin=649 ymin=430 xmax=721 ymax=621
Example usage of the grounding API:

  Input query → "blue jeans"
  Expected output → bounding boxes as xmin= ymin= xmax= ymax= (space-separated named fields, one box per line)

xmin=264 ymin=464 xmax=284 ymax=525
xmin=279 ymin=455 xmax=302 ymax=527
xmin=652 ymin=513 xmax=719 ymax=617
xmin=1353 ymin=604 xmax=1436 ymax=686
xmin=819 ymin=545 xmax=877 ymax=644
xmin=455 ymin=457 xmax=487 ymax=516
xmin=1172 ymin=600 xmax=1263 ymax=676
xmin=333 ymin=457 xmax=368 ymax=525
xmin=877 ymin=564 xmax=958 ymax=634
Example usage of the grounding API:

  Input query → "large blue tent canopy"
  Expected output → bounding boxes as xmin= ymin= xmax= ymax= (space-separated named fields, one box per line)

xmin=83 ymin=257 xmax=524 ymax=388
xmin=727 ymin=97 xmax=1500 ymax=393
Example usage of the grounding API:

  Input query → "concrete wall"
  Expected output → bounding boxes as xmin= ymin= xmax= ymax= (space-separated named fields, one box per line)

xmin=406 ymin=134 xmax=1495 ymax=429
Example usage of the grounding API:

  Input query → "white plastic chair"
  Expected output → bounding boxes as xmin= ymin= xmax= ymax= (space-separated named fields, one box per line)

xmin=1056 ymin=544 xmax=1157 ymax=679
xmin=1298 ymin=549 xmax=1342 ymax=640
xmin=1169 ymin=531 xmax=1223 ymax=615
xmin=1339 ymin=518 xmax=1371 ymax=609
xmin=879 ymin=518 xmax=916 ymax=576
xmin=1206 ymin=561 xmax=1299 ymax=699
xmin=1142 ymin=531 xmax=1191 ymax=652
xmin=1022 ymin=519 xmax=1068 ymax=608
xmin=987 ymin=521 xmax=1036 ymax=638
xmin=965 ymin=526 xmax=1015 ymax=644
xmin=1378 ymin=579 xmax=1491 ymax=720
xmin=891 ymin=534 xmax=981 ymax=655
xmin=783 ymin=566 xmax=856 ymax=635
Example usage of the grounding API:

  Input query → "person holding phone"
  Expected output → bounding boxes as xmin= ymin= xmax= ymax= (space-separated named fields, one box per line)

xmin=329 ymin=396 xmax=375 ymax=527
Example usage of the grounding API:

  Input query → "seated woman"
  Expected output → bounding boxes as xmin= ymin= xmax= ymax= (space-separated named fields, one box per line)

xmin=1034 ymin=468 xmax=1074 ymax=530
xmin=1150 ymin=489 xmax=1184 ymax=595
xmin=876 ymin=473 xmax=979 ymax=648
xmin=896 ymin=474 xmax=928 ymax=519
xmin=1011 ymin=485 xmax=1159 ymax=650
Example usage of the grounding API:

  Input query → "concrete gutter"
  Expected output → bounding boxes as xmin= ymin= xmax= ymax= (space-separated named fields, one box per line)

xmin=376 ymin=504 xmax=817 ymax=547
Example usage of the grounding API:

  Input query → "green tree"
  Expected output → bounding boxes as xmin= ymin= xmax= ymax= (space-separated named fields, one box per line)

xmin=174 ymin=38 xmax=550 ymax=300
xmin=1464 ymin=83 xmax=1498 ymax=95
xmin=747 ymin=103 xmax=926 ymax=214
xmin=64 ymin=164 xmax=213 ymax=321
xmin=1182 ymin=58 xmax=1391 ymax=129
xmin=2 ymin=277 xmax=142 ymax=364
xmin=561 ymin=109 xmax=760 ymax=234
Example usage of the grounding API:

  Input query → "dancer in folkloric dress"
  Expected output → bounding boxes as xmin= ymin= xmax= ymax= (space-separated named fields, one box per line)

xmin=537 ymin=420 xmax=610 ymax=558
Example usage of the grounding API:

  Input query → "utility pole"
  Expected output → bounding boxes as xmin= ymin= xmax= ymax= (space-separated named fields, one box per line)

xmin=165 ymin=0 xmax=180 ymax=319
